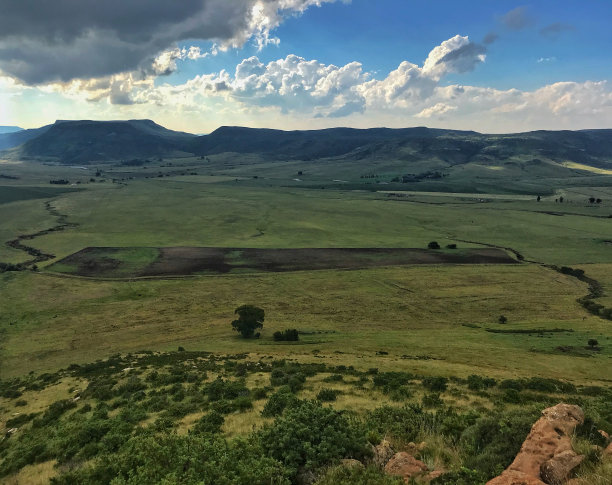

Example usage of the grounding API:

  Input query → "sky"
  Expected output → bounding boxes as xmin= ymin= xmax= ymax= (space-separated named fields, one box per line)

xmin=0 ymin=0 xmax=611 ymax=133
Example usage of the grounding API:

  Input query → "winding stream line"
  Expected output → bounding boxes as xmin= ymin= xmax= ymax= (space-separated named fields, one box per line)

xmin=5 ymin=200 xmax=78 ymax=267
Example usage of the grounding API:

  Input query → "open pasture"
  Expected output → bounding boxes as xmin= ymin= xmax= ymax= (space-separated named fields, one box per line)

xmin=1 ymin=160 xmax=611 ymax=384
xmin=1 ymin=262 xmax=609 ymax=383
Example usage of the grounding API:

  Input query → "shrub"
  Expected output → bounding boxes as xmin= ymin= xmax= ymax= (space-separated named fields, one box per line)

xmin=502 ymin=389 xmax=522 ymax=404
xmin=259 ymin=400 xmax=369 ymax=477
xmin=273 ymin=329 xmax=299 ymax=341
xmin=6 ymin=413 xmax=38 ymax=428
xmin=498 ymin=315 xmax=508 ymax=324
xmin=366 ymin=404 xmax=433 ymax=443
xmin=422 ymin=393 xmax=443 ymax=408
xmin=53 ymin=434 xmax=290 ymax=485
xmin=467 ymin=375 xmax=497 ymax=391
xmin=430 ymin=467 xmax=487 ymax=485
xmin=422 ymin=376 xmax=448 ymax=392
xmin=317 ymin=465 xmax=403 ymax=485
xmin=261 ymin=386 xmax=298 ymax=417
xmin=233 ymin=395 xmax=253 ymax=412
xmin=34 ymin=399 xmax=77 ymax=427
xmin=461 ymin=408 xmax=540 ymax=478
xmin=192 ymin=411 xmax=224 ymax=434
xmin=323 ymin=374 xmax=344 ymax=383
xmin=317 ymin=388 xmax=341 ymax=402
xmin=428 ymin=241 xmax=441 ymax=249
xmin=251 ymin=387 xmax=269 ymax=400
xmin=205 ymin=378 xmax=249 ymax=402
xmin=389 ymin=386 xmax=412 ymax=401
xmin=373 ymin=372 xmax=413 ymax=394
xmin=269 ymin=367 xmax=307 ymax=392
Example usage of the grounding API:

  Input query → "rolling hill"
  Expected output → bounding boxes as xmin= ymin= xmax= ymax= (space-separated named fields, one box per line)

xmin=0 ymin=126 xmax=22 ymax=135
xmin=0 ymin=124 xmax=51 ymax=150
xmin=2 ymin=120 xmax=612 ymax=174
xmin=2 ymin=119 xmax=196 ymax=162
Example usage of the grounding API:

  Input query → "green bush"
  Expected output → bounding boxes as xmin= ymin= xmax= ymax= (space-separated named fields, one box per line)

xmin=205 ymin=378 xmax=249 ymax=401
xmin=317 ymin=465 xmax=402 ymax=484
xmin=273 ymin=329 xmax=299 ymax=341
xmin=192 ymin=411 xmax=224 ymax=434
xmin=366 ymin=404 xmax=433 ymax=443
xmin=372 ymin=372 xmax=413 ymax=394
xmin=261 ymin=386 xmax=298 ymax=417
xmin=259 ymin=400 xmax=369 ymax=477
xmin=389 ymin=386 xmax=412 ymax=401
xmin=422 ymin=393 xmax=443 ymax=408
xmin=317 ymin=388 xmax=341 ymax=402
xmin=467 ymin=375 xmax=496 ymax=391
xmin=323 ymin=374 xmax=344 ymax=383
xmin=460 ymin=408 xmax=539 ymax=479
xmin=52 ymin=434 xmax=290 ymax=485
xmin=33 ymin=399 xmax=77 ymax=427
xmin=422 ymin=377 xmax=448 ymax=392
xmin=270 ymin=366 xmax=307 ymax=392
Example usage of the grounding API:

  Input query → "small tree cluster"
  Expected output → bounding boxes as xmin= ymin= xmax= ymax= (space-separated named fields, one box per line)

xmin=273 ymin=329 xmax=299 ymax=341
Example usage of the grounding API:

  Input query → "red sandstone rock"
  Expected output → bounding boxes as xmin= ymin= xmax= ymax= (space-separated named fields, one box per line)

xmin=487 ymin=470 xmax=547 ymax=485
xmin=385 ymin=451 xmax=429 ymax=483
xmin=540 ymin=449 xmax=584 ymax=485
xmin=486 ymin=404 xmax=584 ymax=485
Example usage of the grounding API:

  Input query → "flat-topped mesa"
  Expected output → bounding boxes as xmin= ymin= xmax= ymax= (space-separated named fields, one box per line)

xmin=487 ymin=403 xmax=585 ymax=485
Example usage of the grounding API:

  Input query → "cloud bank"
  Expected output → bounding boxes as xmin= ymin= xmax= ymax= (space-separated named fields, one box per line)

xmin=0 ymin=0 xmax=342 ymax=84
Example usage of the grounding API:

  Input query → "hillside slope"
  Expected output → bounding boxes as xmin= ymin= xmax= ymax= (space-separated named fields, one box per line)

xmin=3 ymin=121 xmax=612 ymax=173
xmin=191 ymin=126 xmax=612 ymax=168
xmin=0 ymin=125 xmax=51 ymax=150
xmin=5 ymin=120 xmax=196 ymax=163
xmin=0 ymin=126 xmax=22 ymax=135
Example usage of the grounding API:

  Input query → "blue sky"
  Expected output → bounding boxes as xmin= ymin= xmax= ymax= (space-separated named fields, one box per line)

xmin=1 ymin=0 xmax=611 ymax=132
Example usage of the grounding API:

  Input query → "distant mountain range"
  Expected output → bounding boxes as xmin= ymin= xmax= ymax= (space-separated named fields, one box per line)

xmin=0 ymin=126 xmax=23 ymax=135
xmin=1 ymin=119 xmax=612 ymax=170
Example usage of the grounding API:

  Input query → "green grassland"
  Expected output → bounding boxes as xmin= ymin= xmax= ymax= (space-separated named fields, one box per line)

xmin=1 ymin=159 xmax=611 ymax=380
xmin=1 ymin=263 xmax=609 ymax=382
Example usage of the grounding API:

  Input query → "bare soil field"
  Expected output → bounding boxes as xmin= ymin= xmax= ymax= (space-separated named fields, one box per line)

xmin=48 ymin=246 xmax=518 ymax=278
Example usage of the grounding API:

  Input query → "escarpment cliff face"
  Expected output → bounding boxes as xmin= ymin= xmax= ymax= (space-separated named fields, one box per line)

xmin=487 ymin=403 xmax=585 ymax=485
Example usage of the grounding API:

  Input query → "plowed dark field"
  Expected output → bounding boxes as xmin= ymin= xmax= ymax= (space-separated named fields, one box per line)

xmin=48 ymin=246 xmax=518 ymax=278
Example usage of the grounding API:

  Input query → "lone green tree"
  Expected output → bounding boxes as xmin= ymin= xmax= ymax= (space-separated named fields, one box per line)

xmin=231 ymin=305 xmax=264 ymax=338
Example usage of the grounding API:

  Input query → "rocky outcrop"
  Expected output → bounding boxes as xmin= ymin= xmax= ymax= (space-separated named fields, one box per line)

xmin=384 ymin=452 xmax=429 ymax=483
xmin=487 ymin=404 xmax=585 ymax=485
xmin=540 ymin=450 xmax=584 ymax=485
xmin=371 ymin=439 xmax=395 ymax=468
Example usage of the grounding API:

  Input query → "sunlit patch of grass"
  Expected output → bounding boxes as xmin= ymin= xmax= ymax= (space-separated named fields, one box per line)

xmin=561 ymin=161 xmax=612 ymax=175
xmin=2 ymin=460 xmax=58 ymax=485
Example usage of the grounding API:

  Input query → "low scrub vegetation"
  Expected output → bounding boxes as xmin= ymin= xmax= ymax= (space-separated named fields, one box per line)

xmin=0 ymin=351 xmax=609 ymax=484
